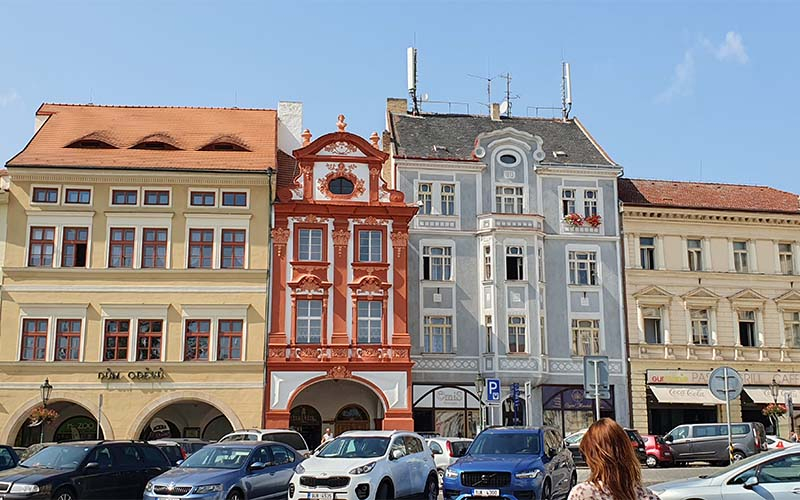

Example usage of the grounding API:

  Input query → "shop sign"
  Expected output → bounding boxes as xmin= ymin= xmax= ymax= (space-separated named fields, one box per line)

xmin=98 ymin=367 xmax=166 ymax=381
xmin=434 ymin=387 xmax=466 ymax=408
xmin=648 ymin=370 xmax=800 ymax=387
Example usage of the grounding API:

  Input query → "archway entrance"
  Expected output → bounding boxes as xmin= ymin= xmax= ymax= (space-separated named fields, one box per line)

xmin=14 ymin=401 xmax=103 ymax=447
xmin=137 ymin=401 xmax=233 ymax=441
xmin=335 ymin=405 xmax=370 ymax=434
xmin=290 ymin=405 xmax=322 ymax=449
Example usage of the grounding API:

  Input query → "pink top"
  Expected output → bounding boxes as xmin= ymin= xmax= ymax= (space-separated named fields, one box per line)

xmin=568 ymin=482 xmax=661 ymax=500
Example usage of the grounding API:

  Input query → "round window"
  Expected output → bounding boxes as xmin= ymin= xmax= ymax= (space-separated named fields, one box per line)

xmin=499 ymin=153 xmax=519 ymax=165
xmin=329 ymin=177 xmax=355 ymax=195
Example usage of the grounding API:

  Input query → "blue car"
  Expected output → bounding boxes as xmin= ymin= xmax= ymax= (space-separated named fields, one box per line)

xmin=443 ymin=427 xmax=576 ymax=500
xmin=144 ymin=441 xmax=303 ymax=500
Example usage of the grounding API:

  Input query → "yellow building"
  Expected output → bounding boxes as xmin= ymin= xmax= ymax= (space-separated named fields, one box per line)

xmin=0 ymin=103 xmax=302 ymax=446
xmin=620 ymin=178 xmax=800 ymax=436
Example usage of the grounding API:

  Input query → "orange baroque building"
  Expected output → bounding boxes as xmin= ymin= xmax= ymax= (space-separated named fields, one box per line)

xmin=265 ymin=116 xmax=417 ymax=447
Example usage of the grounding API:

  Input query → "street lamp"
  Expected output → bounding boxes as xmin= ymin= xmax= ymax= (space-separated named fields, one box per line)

xmin=474 ymin=374 xmax=485 ymax=432
xmin=770 ymin=377 xmax=781 ymax=437
xmin=39 ymin=379 xmax=52 ymax=444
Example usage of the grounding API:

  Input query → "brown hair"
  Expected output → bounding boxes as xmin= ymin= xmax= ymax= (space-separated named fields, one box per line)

xmin=579 ymin=418 xmax=642 ymax=500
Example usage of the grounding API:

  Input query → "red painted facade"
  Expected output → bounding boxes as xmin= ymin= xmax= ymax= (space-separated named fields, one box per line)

xmin=265 ymin=117 xmax=417 ymax=432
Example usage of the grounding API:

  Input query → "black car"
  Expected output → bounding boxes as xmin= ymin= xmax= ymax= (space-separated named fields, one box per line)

xmin=0 ymin=446 xmax=19 ymax=471
xmin=0 ymin=440 xmax=171 ymax=500
xmin=566 ymin=428 xmax=647 ymax=466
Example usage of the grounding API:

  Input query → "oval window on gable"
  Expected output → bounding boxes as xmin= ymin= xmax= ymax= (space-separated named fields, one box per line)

xmin=329 ymin=177 xmax=355 ymax=195
xmin=499 ymin=152 xmax=519 ymax=166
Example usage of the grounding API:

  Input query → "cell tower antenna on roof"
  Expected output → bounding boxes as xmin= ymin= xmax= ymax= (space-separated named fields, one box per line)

xmin=562 ymin=62 xmax=573 ymax=120
xmin=407 ymin=46 xmax=420 ymax=115
xmin=497 ymin=73 xmax=519 ymax=118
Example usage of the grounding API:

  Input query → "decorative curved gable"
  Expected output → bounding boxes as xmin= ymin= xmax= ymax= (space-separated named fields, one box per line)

xmin=472 ymin=127 xmax=545 ymax=163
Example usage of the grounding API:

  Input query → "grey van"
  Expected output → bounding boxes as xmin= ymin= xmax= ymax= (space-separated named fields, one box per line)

xmin=664 ymin=422 xmax=767 ymax=465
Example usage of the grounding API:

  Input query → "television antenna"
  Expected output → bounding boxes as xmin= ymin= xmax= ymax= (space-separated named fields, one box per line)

xmin=497 ymin=73 xmax=520 ymax=117
xmin=468 ymin=73 xmax=493 ymax=110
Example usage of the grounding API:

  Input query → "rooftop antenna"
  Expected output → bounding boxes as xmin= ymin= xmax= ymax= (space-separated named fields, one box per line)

xmin=407 ymin=47 xmax=419 ymax=115
xmin=468 ymin=73 xmax=493 ymax=110
xmin=89 ymin=88 xmax=93 ymax=105
xmin=561 ymin=62 xmax=573 ymax=120
xmin=498 ymin=73 xmax=519 ymax=117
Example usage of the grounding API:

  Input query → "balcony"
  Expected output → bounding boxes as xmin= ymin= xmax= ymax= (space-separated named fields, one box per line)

xmin=631 ymin=343 xmax=794 ymax=363
xmin=560 ymin=222 xmax=601 ymax=234
xmin=477 ymin=213 xmax=544 ymax=233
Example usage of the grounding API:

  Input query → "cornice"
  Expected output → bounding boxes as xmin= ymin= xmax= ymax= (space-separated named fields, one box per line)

xmin=535 ymin=164 xmax=622 ymax=178
xmin=393 ymin=158 xmax=484 ymax=172
xmin=622 ymin=206 xmax=800 ymax=226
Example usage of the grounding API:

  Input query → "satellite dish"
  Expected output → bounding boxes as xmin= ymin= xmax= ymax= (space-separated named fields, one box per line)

xmin=499 ymin=100 xmax=509 ymax=115
xmin=421 ymin=93 xmax=430 ymax=102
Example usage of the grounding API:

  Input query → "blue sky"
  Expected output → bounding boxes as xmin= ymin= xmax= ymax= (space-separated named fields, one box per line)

xmin=1 ymin=1 xmax=798 ymax=192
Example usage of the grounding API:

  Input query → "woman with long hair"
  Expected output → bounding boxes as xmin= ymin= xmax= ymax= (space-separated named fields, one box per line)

xmin=568 ymin=418 xmax=660 ymax=500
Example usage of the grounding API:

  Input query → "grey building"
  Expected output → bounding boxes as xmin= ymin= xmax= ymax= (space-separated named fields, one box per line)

xmin=385 ymin=98 xmax=629 ymax=438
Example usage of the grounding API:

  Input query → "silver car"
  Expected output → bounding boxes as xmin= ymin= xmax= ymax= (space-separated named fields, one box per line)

xmin=652 ymin=447 xmax=800 ymax=499
xmin=425 ymin=437 xmax=472 ymax=479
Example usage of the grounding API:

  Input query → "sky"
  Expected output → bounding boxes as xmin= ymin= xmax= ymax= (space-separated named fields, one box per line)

xmin=1 ymin=0 xmax=798 ymax=192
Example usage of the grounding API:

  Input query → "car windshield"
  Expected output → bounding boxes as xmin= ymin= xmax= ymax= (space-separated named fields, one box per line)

xmin=451 ymin=441 xmax=471 ymax=457
xmin=317 ymin=437 xmax=389 ymax=459
xmin=703 ymin=450 xmax=780 ymax=479
xmin=470 ymin=432 xmax=541 ymax=455
xmin=20 ymin=445 xmax=90 ymax=470
xmin=564 ymin=432 xmax=584 ymax=445
xmin=180 ymin=446 xmax=251 ymax=469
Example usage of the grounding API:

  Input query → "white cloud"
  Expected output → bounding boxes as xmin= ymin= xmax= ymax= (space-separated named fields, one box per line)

xmin=657 ymin=49 xmax=695 ymax=103
xmin=705 ymin=31 xmax=749 ymax=64
xmin=0 ymin=89 xmax=19 ymax=107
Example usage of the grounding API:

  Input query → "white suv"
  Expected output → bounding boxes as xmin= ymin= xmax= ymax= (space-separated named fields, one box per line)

xmin=289 ymin=430 xmax=438 ymax=500
xmin=219 ymin=429 xmax=310 ymax=456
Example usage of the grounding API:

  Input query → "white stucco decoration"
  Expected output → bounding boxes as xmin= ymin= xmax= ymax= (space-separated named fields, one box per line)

xmin=271 ymin=371 xmax=326 ymax=410
xmin=474 ymin=127 xmax=545 ymax=163
xmin=353 ymin=371 xmax=408 ymax=409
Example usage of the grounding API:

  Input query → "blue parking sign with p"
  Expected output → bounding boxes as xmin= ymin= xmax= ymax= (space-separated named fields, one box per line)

xmin=487 ymin=378 xmax=501 ymax=404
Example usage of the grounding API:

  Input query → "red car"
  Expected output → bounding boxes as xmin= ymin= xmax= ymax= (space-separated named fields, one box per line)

xmin=642 ymin=434 xmax=673 ymax=468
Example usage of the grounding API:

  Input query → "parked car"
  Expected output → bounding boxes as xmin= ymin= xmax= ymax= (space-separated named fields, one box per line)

xmin=170 ymin=438 xmax=210 ymax=456
xmin=0 ymin=440 xmax=170 ymax=500
xmin=651 ymin=447 xmax=800 ymax=499
xmin=664 ymin=422 xmax=766 ymax=465
xmin=642 ymin=434 xmax=674 ymax=468
xmin=149 ymin=440 xmax=186 ymax=466
xmin=17 ymin=442 xmax=54 ymax=462
xmin=765 ymin=435 xmax=797 ymax=449
xmin=145 ymin=441 xmax=302 ymax=500
xmin=443 ymin=426 xmax=576 ymax=500
xmin=290 ymin=430 xmax=439 ymax=500
xmin=566 ymin=427 xmax=646 ymax=466
xmin=220 ymin=429 xmax=310 ymax=456
xmin=0 ymin=446 xmax=19 ymax=471
xmin=426 ymin=437 xmax=472 ymax=479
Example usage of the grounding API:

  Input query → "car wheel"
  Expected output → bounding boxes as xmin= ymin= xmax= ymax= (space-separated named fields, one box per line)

xmin=53 ymin=488 xmax=76 ymax=500
xmin=732 ymin=451 xmax=746 ymax=462
xmin=376 ymin=481 xmax=394 ymax=500
xmin=646 ymin=455 xmax=659 ymax=468
xmin=541 ymin=478 xmax=552 ymax=500
xmin=423 ymin=473 xmax=439 ymax=500
xmin=226 ymin=490 xmax=243 ymax=500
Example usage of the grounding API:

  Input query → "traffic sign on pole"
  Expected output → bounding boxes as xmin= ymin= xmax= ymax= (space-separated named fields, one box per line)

xmin=709 ymin=366 xmax=742 ymax=463
xmin=583 ymin=356 xmax=610 ymax=421
xmin=486 ymin=378 xmax=501 ymax=405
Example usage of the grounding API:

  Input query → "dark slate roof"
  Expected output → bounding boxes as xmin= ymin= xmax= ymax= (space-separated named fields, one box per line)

xmin=388 ymin=112 xmax=616 ymax=166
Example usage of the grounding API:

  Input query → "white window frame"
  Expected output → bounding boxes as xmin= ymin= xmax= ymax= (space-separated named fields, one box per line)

xmin=181 ymin=305 xmax=249 ymax=362
xmin=356 ymin=301 xmax=383 ymax=344
xmin=106 ymin=213 xmax=173 ymax=270
xmin=109 ymin=186 xmax=141 ymax=207
xmin=689 ymin=308 xmax=712 ymax=345
xmin=416 ymin=182 xmax=433 ymax=215
xmin=18 ymin=304 xmax=89 ymax=362
xmin=783 ymin=310 xmax=800 ymax=348
xmin=687 ymin=238 xmax=704 ymax=271
xmin=30 ymin=184 xmax=61 ymax=206
xmin=440 ymin=184 xmax=456 ymax=216
xmin=736 ymin=309 xmax=760 ymax=347
xmin=358 ymin=229 xmax=383 ymax=263
xmin=561 ymin=188 xmax=576 ymax=216
xmin=641 ymin=306 xmax=663 ymax=344
xmin=778 ymin=242 xmax=794 ymax=275
xmin=184 ymin=214 xmax=251 ymax=270
xmin=505 ymin=245 xmax=525 ymax=281
xmin=142 ymin=187 xmax=173 ymax=208
xmin=100 ymin=304 xmax=169 ymax=362
xmin=568 ymin=250 xmax=598 ymax=286
xmin=423 ymin=315 xmax=454 ymax=353
xmin=571 ymin=318 xmax=600 ymax=356
xmin=25 ymin=212 xmax=95 ymax=269
xmin=188 ymin=188 xmax=220 ymax=208
xmin=297 ymin=227 xmax=324 ymax=262
xmin=63 ymin=185 xmax=94 ymax=207
xmin=220 ymin=188 xmax=251 ymax=209
xmin=483 ymin=244 xmax=492 ymax=281
xmin=413 ymin=180 xmax=460 ymax=217
xmin=495 ymin=185 xmax=524 ymax=214
xmin=296 ymin=299 xmax=323 ymax=344
xmin=421 ymin=244 xmax=454 ymax=281
xmin=560 ymin=186 xmax=603 ymax=220
xmin=639 ymin=236 xmax=656 ymax=270
xmin=508 ymin=315 xmax=527 ymax=353
xmin=732 ymin=240 xmax=750 ymax=273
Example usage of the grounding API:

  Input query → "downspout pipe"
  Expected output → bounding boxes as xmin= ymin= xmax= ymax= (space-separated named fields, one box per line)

xmin=261 ymin=168 xmax=275 ymax=427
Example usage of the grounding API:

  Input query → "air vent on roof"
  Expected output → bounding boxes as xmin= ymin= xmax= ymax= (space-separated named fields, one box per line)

xmin=66 ymin=140 xmax=116 ymax=149
xmin=553 ymin=150 xmax=568 ymax=158
xmin=200 ymin=142 xmax=250 ymax=152
xmin=131 ymin=141 xmax=181 ymax=150
xmin=432 ymin=145 xmax=449 ymax=152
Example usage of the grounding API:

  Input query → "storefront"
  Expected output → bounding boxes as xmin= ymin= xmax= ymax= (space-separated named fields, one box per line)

xmin=412 ymin=385 xmax=480 ymax=438
xmin=541 ymin=385 xmax=615 ymax=438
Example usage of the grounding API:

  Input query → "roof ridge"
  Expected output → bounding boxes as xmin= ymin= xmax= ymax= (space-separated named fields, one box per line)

xmin=624 ymin=177 xmax=796 ymax=194
xmin=41 ymin=102 xmax=276 ymax=112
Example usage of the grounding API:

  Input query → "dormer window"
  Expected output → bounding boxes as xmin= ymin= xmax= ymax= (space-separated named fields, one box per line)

xmin=66 ymin=140 xmax=116 ymax=149
xmin=131 ymin=141 xmax=180 ymax=150
xmin=329 ymin=177 xmax=355 ymax=196
xmin=200 ymin=142 xmax=249 ymax=152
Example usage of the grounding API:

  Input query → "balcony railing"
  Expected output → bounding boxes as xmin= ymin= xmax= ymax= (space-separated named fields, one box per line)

xmin=631 ymin=343 xmax=794 ymax=362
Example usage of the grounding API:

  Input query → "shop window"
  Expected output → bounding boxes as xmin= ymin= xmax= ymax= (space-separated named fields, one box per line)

xmin=61 ymin=227 xmax=88 ymax=268
xmin=733 ymin=241 xmax=749 ymax=272
xmin=55 ymin=319 xmax=81 ymax=361
xmin=568 ymin=251 xmax=597 ymax=285
xmin=690 ymin=309 xmax=710 ymax=345
xmin=188 ymin=229 xmax=214 ymax=269
xmin=184 ymin=319 xmax=211 ymax=361
xmin=422 ymin=246 xmax=452 ymax=280
xmin=785 ymin=311 xmax=800 ymax=348
xmin=111 ymin=189 xmax=138 ymax=206
xmin=417 ymin=183 xmax=432 ymax=215
xmin=687 ymin=239 xmax=703 ymax=271
xmin=779 ymin=243 xmax=794 ymax=275
xmin=505 ymin=246 xmax=524 ymax=280
xmin=508 ymin=316 xmax=526 ymax=353
xmin=137 ymin=320 xmax=163 ymax=361
xmin=357 ymin=301 xmax=382 ymax=344
xmin=32 ymin=187 xmax=58 ymax=204
xmin=642 ymin=307 xmax=663 ymax=344
xmin=141 ymin=228 xmax=168 ymax=269
xmin=21 ymin=318 xmax=48 ymax=361
xmin=357 ymin=230 xmax=382 ymax=262
xmin=109 ymin=228 xmax=135 ymax=268
xmin=217 ymin=320 xmax=243 ymax=361
xmin=423 ymin=315 xmax=453 ymax=353
xmin=571 ymin=319 xmax=599 ymax=356
xmin=738 ymin=310 xmax=758 ymax=347
xmin=297 ymin=228 xmax=323 ymax=261
xmin=65 ymin=188 xmax=91 ymax=205
xmin=103 ymin=319 xmax=130 ymax=361
xmin=640 ymin=237 xmax=656 ymax=270
xmin=221 ymin=229 xmax=246 ymax=269
xmin=296 ymin=300 xmax=323 ymax=344
xmin=28 ymin=226 xmax=55 ymax=267
xmin=495 ymin=186 xmax=524 ymax=214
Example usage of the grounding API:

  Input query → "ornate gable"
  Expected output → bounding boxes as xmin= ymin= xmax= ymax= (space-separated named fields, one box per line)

xmin=682 ymin=287 xmax=720 ymax=306
xmin=729 ymin=289 xmax=768 ymax=302
xmin=633 ymin=285 xmax=673 ymax=305
xmin=775 ymin=290 xmax=800 ymax=307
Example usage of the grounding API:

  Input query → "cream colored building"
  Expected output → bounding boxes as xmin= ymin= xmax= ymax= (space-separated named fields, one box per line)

xmin=620 ymin=178 xmax=800 ymax=436
xmin=0 ymin=103 xmax=301 ymax=446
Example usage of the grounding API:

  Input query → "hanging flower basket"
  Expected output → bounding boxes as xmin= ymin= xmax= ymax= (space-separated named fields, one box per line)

xmin=762 ymin=403 xmax=787 ymax=418
xmin=28 ymin=406 xmax=58 ymax=427
xmin=563 ymin=213 xmax=584 ymax=227
xmin=584 ymin=214 xmax=603 ymax=228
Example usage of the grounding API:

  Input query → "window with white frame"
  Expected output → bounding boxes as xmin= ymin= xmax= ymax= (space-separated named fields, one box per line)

xmin=28 ymin=227 xmax=55 ymax=267
xmin=640 ymin=237 xmax=656 ymax=270
xmin=143 ymin=190 xmax=170 ymax=206
xmin=561 ymin=189 xmax=576 ymax=216
xmin=423 ymin=315 xmax=453 ymax=353
xmin=21 ymin=318 xmax=48 ymax=361
xmin=441 ymin=184 xmax=455 ymax=216
xmin=690 ymin=309 xmax=710 ymax=345
xmin=687 ymin=239 xmax=703 ymax=271
xmin=417 ymin=183 xmax=432 ymax=215
xmin=111 ymin=189 xmax=138 ymax=206
xmin=779 ymin=243 xmax=794 ymax=275
xmin=505 ymin=246 xmax=524 ymax=280
xmin=583 ymin=189 xmax=598 ymax=217
xmin=217 ymin=320 xmax=243 ymax=361
xmin=733 ymin=241 xmax=749 ymax=272
xmin=422 ymin=246 xmax=452 ymax=280
xmin=540 ymin=314 xmax=546 ymax=355
xmin=136 ymin=320 xmax=163 ymax=361
xmin=64 ymin=188 xmax=91 ymax=205
xmin=537 ymin=245 xmax=545 ymax=282
xmin=483 ymin=245 xmax=492 ymax=281
xmin=642 ymin=307 xmax=663 ymax=344
xmin=784 ymin=311 xmax=800 ymax=348
xmin=568 ymin=251 xmax=597 ymax=286
xmin=485 ymin=315 xmax=493 ymax=354
xmin=571 ymin=319 xmax=600 ymax=356
xmin=357 ymin=301 xmax=382 ymax=344
xmin=508 ymin=316 xmax=526 ymax=353
xmin=358 ymin=230 xmax=383 ymax=262
xmin=55 ymin=319 xmax=81 ymax=361
xmin=296 ymin=300 xmax=323 ymax=344
xmin=298 ymin=228 xmax=323 ymax=261
xmin=495 ymin=186 xmax=524 ymax=214
xmin=737 ymin=310 xmax=758 ymax=347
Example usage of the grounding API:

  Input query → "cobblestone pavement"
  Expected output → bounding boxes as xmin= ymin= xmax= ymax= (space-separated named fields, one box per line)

xmin=578 ymin=464 xmax=723 ymax=487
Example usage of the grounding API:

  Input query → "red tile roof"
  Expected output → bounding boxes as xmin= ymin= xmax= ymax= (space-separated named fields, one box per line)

xmin=619 ymin=178 xmax=800 ymax=214
xmin=7 ymin=103 xmax=278 ymax=172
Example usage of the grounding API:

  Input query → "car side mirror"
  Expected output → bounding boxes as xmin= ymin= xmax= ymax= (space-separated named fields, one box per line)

xmin=84 ymin=462 xmax=99 ymax=470
xmin=176 ymin=460 xmax=184 ymax=466
xmin=249 ymin=461 xmax=268 ymax=471
xmin=664 ymin=435 xmax=673 ymax=443
xmin=432 ymin=449 xmax=442 ymax=455
xmin=390 ymin=449 xmax=404 ymax=460
xmin=744 ymin=476 xmax=759 ymax=489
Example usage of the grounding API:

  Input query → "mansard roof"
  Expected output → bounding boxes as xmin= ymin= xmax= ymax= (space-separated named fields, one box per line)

xmin=387 ymin=111 xmax=617 ymax=166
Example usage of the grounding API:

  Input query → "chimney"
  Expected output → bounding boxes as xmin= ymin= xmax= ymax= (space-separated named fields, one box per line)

xmin=490 ymin=103 xmax=501 ymax=121
xmin=387 ymin=98 xmax=408 ymax=115
xmin=277 ymin=101 xmax=303 ymax=153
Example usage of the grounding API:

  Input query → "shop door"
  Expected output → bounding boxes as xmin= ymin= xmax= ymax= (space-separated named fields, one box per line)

xmin=335 ymin=405 xmax=370 ymax=435
xmin=290 ymin=405 xmax=322 ymax=449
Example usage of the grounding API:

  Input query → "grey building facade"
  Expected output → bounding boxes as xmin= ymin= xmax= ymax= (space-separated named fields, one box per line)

xmin=385 ymin=99 xmax=629 ymax=438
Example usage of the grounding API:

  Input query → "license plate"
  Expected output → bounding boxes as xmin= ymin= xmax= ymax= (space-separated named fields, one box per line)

xmin=472 ymin=489 xmax=500 ymax=497
xmin=306 ymin=494 xmax=334 ymax=500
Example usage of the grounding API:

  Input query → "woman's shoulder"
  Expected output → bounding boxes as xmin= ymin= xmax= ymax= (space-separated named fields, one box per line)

xmin=637 ymin=486 xmax=661 ymax=499
xmin=567 ymin=482 xmax=604 ymax=499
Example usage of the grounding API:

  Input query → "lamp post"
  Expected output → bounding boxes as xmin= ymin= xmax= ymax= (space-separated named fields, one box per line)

xmin=39 ymin=379 xmax=52 ymax=444
xmin=474 ymin=373 xmax=485 ymax=433
xmin=770 ymin=377 xmax=781 ymax=437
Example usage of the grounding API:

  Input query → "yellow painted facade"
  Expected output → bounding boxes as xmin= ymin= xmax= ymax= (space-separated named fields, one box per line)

xmin=0 ymin=168 xmax=271 ymax=445
xmin=622 ymin=204 xmax=800 ymax=435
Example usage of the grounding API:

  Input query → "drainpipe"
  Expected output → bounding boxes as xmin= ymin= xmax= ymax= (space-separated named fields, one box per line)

xmin=618 ymin=198 xmax=635 ymax=429
xmin=261 ymin=168 xmax=276 ymax=428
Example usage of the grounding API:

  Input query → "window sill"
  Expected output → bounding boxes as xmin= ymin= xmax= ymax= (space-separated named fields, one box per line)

xmin=567 ymin=284 xmax=600 ymax=291
xmin=504 ymin=279 xmax=528 ymax=284
xmin=421 ymin=280 xmax=455 ymax=284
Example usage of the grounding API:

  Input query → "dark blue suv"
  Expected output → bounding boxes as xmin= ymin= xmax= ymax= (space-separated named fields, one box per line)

xmin=443 ymin=427 xmax=576 ymax=500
